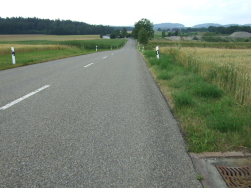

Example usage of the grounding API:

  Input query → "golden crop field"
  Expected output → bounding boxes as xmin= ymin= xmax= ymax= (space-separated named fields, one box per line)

xmin=0 ymin=34 xmax=100 ymax=41
xmin=0 ymin=44 xmax=71 ymax=55
xmin=160 ymin=47 xmax=251 ymax=105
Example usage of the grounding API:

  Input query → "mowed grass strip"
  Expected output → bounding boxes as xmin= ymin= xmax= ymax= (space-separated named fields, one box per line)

xmin=0 ymin=46 xmax=94 ymax=70
xmin=142 ymin=50 xmax=251 ymax=153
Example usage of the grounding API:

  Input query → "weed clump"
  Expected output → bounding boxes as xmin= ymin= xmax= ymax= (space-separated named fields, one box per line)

xmin=193 ymin=83 xmax=223 ymax=98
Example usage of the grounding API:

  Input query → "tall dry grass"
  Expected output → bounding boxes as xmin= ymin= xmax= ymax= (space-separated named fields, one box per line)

xmin=0 ymin=44 xmax=69 ymax=55
xmin=160 ymin=47 xmax=251 ymax=105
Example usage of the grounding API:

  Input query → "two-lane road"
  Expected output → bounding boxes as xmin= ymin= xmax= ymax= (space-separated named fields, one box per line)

xmin=0 ymin=39 xmax=202 ymax=187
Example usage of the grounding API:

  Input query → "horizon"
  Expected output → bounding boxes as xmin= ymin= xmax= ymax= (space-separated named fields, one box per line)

xmin=1 ymin=17 xmax=251 ymax=28
xmin=1 ymin=0 xmax=250 ymax=28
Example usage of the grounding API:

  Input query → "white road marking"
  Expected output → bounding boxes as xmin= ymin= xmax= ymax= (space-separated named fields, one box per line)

xmin=0 ymin=85 xmax=50 ymax=110
xmin=112 ymin=53 xmax=114 ymax=55
xmin=103 ymin=56 xmax=107 ymax=59
xmin=84 ymin=63 xmax=93 ymax=68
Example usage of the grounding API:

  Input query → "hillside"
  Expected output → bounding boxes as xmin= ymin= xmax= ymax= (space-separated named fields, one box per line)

xmin=154 ymin=23 xmax=185 ymax=30
xmin=193 ymin=23 xmax=222 ymax=28
xmin=154 ymin=22 xmax=251 ymax=30
xmin=193 ymin=23 xmax=251 ymax=28
xmin=230 ymin=32 xmax=251 ymax=38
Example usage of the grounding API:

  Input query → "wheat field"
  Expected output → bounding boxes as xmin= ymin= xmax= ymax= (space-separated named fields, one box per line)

xmin=0 ymin=44 xmax=71 ymax=55
xmin=160 ymin=47 xmax=251 ymax=105
xmin=0 ymin=34 xmax=100 ymax=41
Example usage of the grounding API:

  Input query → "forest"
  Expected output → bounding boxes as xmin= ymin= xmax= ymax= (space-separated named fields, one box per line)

xmin=180 ymin=25 xmax=251 ymax=34
xmin=0 ymin=17 xmax=133 ymax=35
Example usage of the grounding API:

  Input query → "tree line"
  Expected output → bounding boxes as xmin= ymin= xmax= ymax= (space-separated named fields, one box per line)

xmin=181 ymin=25 xmax=251 ymax=34
xmin=158 ymin=25 xmax=251 ymax=34
xmin=207 ymin=25 xmax=251 ymax=34
xmin=0 ymin=17 xmax=132 ymax=35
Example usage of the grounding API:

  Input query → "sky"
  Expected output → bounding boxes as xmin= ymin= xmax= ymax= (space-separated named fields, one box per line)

xmin=1 ymin=0 xmax=250 ymax=27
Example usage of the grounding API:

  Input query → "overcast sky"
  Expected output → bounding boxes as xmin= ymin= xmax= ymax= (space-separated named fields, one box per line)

xmin=1 ymin=0 xmax=250 ymax=27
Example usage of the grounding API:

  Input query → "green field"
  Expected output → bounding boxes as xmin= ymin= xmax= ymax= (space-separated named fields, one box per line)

xmin=0 ymin=35 xmax=127 ymax=70
xmin=148 ymin=40 xmax=251 ymax=49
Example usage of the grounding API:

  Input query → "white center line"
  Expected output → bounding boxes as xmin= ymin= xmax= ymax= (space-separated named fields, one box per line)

xmin=84 ymin=63 xmax=93 ymax=68
xmin=103 ymin=56 xmax=107 ymax=59
xmin=0 ymin=85 xmax=50 ymax=110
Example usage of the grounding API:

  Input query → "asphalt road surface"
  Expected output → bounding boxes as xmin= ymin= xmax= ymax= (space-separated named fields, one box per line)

xmin=0 ymin=39 xmax=202 ymax=187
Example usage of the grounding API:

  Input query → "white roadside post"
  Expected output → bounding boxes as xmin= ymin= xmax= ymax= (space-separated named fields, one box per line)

xmin=156 ymin=46 xmax=160 ymax=59
xmin=96 ymin=45 xmax=97 ymax=51
xmin=11 ymin=47 xmax=16 ymax=64
xmin=142 ymin=46 xmax=144 ymax=52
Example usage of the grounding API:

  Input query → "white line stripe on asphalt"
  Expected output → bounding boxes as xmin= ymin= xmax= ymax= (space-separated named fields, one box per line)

xmin=103 ymin=56 xmax=107 ymax=59
xmin=0 ymin=85 xmax=50 ymax=110
xmin=84 ymin=63 xmax=93 ymax=68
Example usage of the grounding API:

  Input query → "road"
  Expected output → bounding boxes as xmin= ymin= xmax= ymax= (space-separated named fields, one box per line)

xmin=0 ymin=39 xmax=202 ymax=187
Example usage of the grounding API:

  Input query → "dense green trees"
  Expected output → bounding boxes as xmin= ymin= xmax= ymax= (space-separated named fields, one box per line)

xmin=0 ymin=17 xmax=115 ymax=35
xmin=162 ymin=31 xmax=166 ymax=38
xmin=138 ymin=28 xmax=148 ymax=44
xmin=133 ymin=18 xmax=154 ymax=40
xmin=110 ymin=27 xmax=132 ymax=39
xmin=180 ymin=25 xmax=251 ymax=34
xmin=121 ymin=27 xmax=127 ymax=38
xmin=208 ymin=25 xmax=251 ymax=34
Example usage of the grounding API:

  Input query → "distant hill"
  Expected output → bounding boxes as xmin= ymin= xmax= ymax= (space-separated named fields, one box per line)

xmin=192 ymin=23 xmax=222 ymax=28
xmin=192 ymin=23 xmax=251 ymax=28
xmin=154 ymin=23 xmax=185 ymax=30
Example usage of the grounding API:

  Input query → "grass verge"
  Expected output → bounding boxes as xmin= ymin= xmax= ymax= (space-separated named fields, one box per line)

xmin=142 ymin=50 xmax=251 ymax=153
xmin=0 ymin=38 xmax=127 ymax=70
xmin=0 ymin=46 xmax=95 ymax=70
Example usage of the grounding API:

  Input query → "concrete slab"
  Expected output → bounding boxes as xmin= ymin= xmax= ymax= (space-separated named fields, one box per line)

xmin=244 ymin=152 xmax=251 ymax=157
xmin=223 ymin=152 xmax=244 ymax=157
xmin=199 ymin=152 xmax=224 ymax=158
xmin=190 ymin=153 xmax=251 ymax=188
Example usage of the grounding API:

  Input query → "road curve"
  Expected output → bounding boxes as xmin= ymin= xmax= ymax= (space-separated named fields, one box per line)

xmin=0 ymin=39 xmax=202 ymax=187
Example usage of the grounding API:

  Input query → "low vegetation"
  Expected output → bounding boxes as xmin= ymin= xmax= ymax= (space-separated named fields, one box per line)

xmin=0 ymin=35 xmax=127 ymax=70
xmin=148 ymin=40 xmax=251 ymax=49
xmin=161 ymin=47 xmax=251 ymax=105
xmin=0 ymin=34 xmax=100 ymax=41
xmin=141 ymin=43 xmax=251 ymax=152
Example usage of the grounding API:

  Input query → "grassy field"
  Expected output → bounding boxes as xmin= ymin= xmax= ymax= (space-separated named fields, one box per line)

xmin=161 ymin=47 xmax=251 ymax=105
xmin=148 ymin=40 xmax=251 ymax=49
xmin=140 ymin=39 xmax=251 ymax=153
xmin=0 ymin=35 xmax=127 ymax=70
xmin=0 ymin=44 xmax=67 ymax=55
xmin=0 ymin=34 xmax=100 ymax=41
xmin=142 ymin=49 xmax=251 ymax=152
